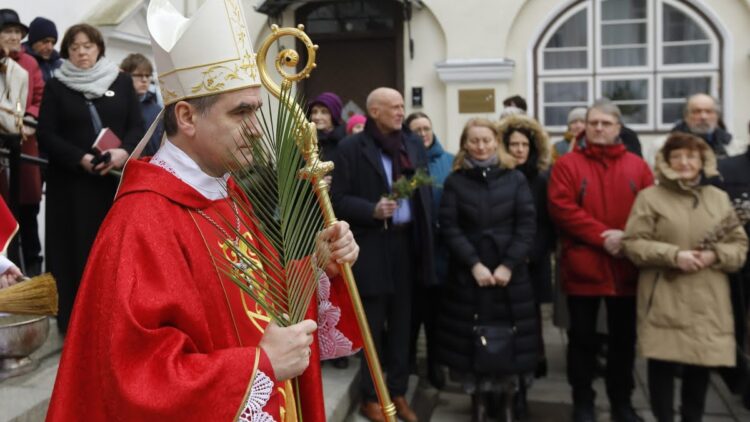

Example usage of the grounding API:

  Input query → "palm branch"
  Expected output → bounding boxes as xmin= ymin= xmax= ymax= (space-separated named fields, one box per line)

xmin=212 ymin=86 xmax=329 ymax=327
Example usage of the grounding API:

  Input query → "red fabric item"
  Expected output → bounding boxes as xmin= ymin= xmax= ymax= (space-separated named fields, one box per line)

xmin=548 ymin=140 xmax=654 ymax=296
xmin=9 ymin=49 xmax=44 ymax=118
xmin=47 ymin=159 xmax=341 ymax=421
xmin=0 ymin=195 xmax=18 ymax=253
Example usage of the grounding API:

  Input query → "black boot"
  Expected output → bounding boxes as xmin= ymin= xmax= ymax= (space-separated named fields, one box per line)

xmin=572 ymin=404 xmax=596 ymax=422
xmin=513 ymin=380 xmax=528 ymax=420
xmin=471 ymin=393 xmax=488 ymax=422
xmin=611 ymin=404 xmax=644 ymax=422
xmin=428 ymin=364 xmax=445 ymax=389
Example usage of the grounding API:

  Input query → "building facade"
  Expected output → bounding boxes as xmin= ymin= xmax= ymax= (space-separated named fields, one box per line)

xmin=7 ymin=0 xmax=750 ymax=153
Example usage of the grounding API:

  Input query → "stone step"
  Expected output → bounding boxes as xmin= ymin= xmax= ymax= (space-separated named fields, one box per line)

xmin=1 ymin=318 xmax=62 ymax=422
xmin=322 ymin=356 xmax=361 ymax=422
xmin=0 ymin=320 xmax=363 ymax=422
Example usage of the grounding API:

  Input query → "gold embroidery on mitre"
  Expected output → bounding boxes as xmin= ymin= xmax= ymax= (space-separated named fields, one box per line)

xmin=148 ymin=0 xmax=261 ymax=105
xmin=225 ymin=0 xmax=258 ymax=81
xmin=191 ymin=64 xmax=240 ymax=94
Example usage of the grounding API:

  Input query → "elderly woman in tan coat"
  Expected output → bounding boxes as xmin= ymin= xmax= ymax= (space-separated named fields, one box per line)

xmin=623 ymin=132 xmax=748 ymax=422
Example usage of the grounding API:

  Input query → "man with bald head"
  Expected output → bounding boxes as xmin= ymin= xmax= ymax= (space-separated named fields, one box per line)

xmin=673 ymin=93 xmax=732 ymax=158
xmin=331 ymin=87 xmax=436 ymax=422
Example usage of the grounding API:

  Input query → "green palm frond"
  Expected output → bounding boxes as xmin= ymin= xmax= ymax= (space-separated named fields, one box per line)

xmin=212 ymin=87 xmax=328 ymax=327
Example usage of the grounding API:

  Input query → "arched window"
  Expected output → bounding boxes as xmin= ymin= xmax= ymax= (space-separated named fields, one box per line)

xmin=534 ymin=0 xmax=721 ymax=132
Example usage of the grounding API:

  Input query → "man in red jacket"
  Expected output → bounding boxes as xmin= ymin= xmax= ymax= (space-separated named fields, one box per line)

xmin=548 ymin=100 xmax=654 ymax=422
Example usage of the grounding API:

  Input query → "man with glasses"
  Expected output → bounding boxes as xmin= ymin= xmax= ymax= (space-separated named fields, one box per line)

xmin=548 ymin=100 xmax=654 ymax=422
xmin=120 ymin=53 xmax=163 ymax=155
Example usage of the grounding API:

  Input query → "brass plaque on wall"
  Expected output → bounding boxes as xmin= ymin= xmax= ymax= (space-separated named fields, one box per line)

xmin=458 ymin=89 xmax=495 ymax=113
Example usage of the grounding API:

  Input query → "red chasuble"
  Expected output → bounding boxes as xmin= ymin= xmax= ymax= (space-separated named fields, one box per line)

xmin=0 ymin=195 xmax=18 ymax=253
xmin=47 ymin=158 xmax=361 ymax=421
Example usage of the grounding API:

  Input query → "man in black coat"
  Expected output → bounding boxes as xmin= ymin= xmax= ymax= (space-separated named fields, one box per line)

xmin=330 ymin=87 xmax=435 ymax=422
xmin=672 ymin=93 xmax=732 ymax=159
xmin=717 ymin=148 xmax=750 ymax=408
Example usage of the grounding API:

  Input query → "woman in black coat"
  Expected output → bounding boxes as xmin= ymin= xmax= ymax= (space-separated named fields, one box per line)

xmin=437 ymin=118 xmax=539 ymax=422
xmin=498 ymin=114 xmax=554 ymax=416
xmin=37 ymin=24 xmax=143 ymax=334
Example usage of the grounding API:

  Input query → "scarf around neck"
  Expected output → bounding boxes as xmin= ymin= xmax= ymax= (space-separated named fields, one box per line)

xmin=366 ymin=118 xmax=412 ymax=181
xmin=55 ymin=57 xmax=120 ymax=99
xmin=463 ymin=155 xmax=499 ymax=169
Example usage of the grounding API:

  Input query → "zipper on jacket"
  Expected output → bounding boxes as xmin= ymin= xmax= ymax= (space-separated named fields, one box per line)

xmin=645 ymin=271 xmax=660 ymax=314
xmin=577 ymin=178 xmax=588 ymax=206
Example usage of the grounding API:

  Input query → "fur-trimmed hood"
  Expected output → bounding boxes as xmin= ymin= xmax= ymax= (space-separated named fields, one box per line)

xmin=497 ymin=114 xmax=551 ymax=172
xmin=654 ymin=142 xmax=719 ymax=191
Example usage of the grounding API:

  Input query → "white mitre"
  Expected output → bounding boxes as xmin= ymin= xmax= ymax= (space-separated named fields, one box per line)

xmin=147 ymin=0 xmax=261 ymax=106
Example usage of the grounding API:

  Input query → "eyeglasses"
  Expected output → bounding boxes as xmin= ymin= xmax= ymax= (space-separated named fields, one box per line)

xmin=131 ymin=73 xmax=152 ymax=81
xmin=586 ymin=120 xmax=616 ymax=128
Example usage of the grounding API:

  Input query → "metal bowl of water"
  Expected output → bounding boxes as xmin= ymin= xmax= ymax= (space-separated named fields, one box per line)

xmin=0 ymin=314 xmax=49 ymax=380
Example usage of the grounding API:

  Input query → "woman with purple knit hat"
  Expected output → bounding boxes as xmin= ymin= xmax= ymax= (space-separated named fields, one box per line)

xmin=308 ymin=92 xmax=346 ymax=163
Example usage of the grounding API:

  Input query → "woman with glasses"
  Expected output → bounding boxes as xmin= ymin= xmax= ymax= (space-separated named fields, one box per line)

xmin=405 ymin=111 xmax=454 ymax=389
xmin=37 ymin=23 xmax=144 ymax=334
xmin=120 ymin=53 xmax=163 ymax=156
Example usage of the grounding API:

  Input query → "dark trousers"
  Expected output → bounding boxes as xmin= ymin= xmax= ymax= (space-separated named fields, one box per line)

xmin=19 ymin=203 xmax=42 ymax=271
xmin=567 ymin=295 xmax=637 ymax=407
xmin=409 ymin=284 xmax=441 ymax=372
xmin=648 ymin=359 xmax=710 ymax=422
xmin=360 ymin=229 xmax=413 ymax=402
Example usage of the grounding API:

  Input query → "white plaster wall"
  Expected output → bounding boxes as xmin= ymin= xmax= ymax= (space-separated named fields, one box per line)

xmin=3 ymin=0 xmax=101 ymax=51
xmin=694 ymin=0 xmax=750 ymax=144
xmin=403 ymin=5 xmax=448 ymax=150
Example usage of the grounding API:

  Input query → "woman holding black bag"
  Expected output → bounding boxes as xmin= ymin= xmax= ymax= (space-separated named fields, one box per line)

xmin=436 ymin=117 xmax=539 ymax=422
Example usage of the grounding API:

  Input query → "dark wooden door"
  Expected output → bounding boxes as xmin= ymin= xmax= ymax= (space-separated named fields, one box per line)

xmin=296 ymin=0 xmax=403 ymax=120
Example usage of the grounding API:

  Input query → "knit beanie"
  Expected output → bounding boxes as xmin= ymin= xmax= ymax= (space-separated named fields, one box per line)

xmin=28 ymin=17 xmax=58 ymax=46
xmin=567 ymin=107 xmax=587 ymax=124
xmin=346 ymin=114 xmax=366 ymax=135
xmin=309 ymin=92 xmax=343 ymax=126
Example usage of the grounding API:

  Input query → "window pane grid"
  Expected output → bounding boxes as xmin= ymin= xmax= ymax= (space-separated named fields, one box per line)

xmin=537 ymin=0 xmax=720 ymax=131
xmin=601 ymin=18 xmax=647 ymax=25
xmin=544 ymin=46 xmax=589 ymax=52
xmin=601 ymin=44 xmax=648 ymax=50
xmin=662 ymin=40 xmax=710 ymax=47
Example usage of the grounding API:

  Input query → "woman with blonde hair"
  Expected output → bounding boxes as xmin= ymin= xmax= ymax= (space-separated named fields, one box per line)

xmin=436 ymin=118 xmax=539 ymax=422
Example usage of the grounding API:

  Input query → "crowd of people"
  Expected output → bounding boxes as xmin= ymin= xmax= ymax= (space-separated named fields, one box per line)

xmin=2 ymin=4 xmax=750 ymax=422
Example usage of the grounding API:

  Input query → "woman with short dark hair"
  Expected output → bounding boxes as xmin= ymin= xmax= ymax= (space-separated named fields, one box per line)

xmin=37 ymin=23 xmax=144 ymax=334
xmin=623 ymin=132 xmax=748 ymax=422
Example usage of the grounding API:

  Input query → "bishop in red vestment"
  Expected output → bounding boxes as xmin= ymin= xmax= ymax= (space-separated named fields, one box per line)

xmin=47 ymin=144 xmax=361 ymax=420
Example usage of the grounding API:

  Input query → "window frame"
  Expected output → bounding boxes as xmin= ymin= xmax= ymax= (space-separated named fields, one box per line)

xmin=538 ymin=76 xmax=594 ymax=132
xmin=655 ymin=71 xmax=719 ymax=130
xmin=595 ymin=0 xmax=654 ymax=74
xmin=534 ymin=0 xmax=722 ymax=133
xmin=596 ymin=73 xmax=654 ymax=130
xmin=538 ymin=2 xmax=593 ymax=77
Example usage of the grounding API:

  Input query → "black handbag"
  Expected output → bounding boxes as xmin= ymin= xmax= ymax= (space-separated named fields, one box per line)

xmin=473 ymin=286 xmax=518 ymax=375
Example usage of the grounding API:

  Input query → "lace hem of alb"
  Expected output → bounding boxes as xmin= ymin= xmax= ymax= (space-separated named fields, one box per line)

xmin=237 ymin=369 xmax=275 ymax=422
xmin=317 ymin=271 xmax=357 ymax=359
